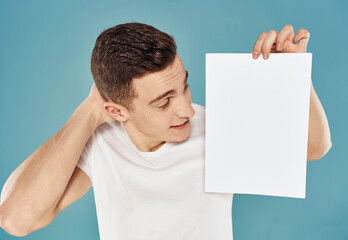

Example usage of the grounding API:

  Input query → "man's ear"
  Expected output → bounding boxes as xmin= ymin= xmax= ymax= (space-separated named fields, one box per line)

xmin=104 ymin=101 xmax=130 ymax=122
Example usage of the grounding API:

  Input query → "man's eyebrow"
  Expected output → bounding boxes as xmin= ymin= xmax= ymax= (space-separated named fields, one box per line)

xmin=148 ymin=70 xmax=189 ymax=106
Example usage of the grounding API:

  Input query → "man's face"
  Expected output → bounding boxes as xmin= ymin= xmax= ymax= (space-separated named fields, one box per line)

xmin=121 ymin=54 xmax=195 ymax=150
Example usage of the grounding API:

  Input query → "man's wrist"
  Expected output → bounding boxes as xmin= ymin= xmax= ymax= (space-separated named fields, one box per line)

xmin=74 ymin=99 xmax=104 ymax=131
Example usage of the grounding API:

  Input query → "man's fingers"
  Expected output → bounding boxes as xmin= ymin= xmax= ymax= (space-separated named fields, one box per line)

xmin=252 ymin=25 xmax=309 ymax=58
xmin=294 ymin=28 xmax=310 ymax=41
xmin=294 ymin=28 xmax=310 ymax=49
xmin=276 ymin=24 xmax=294 ymax=51
xmin=252 ymin=32 xmax=267 ymax=59
xmin=261 ymin=30 xmax=278 ymax=59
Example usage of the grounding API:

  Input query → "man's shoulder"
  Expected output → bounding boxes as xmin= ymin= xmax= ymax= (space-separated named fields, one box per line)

xmin=90 ymin=120 xmax=121 ymax=146
xmin=191 ymin=103 xmax=205 ymax=121
xmin=190 ymin=102 xmax=205 ymax=137
xmin=191 ymin=102 xmax=205 ymax=113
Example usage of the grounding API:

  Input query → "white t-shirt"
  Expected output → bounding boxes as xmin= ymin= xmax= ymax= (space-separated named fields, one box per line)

xmin=77 ymin=102 xmax=234 ymax=240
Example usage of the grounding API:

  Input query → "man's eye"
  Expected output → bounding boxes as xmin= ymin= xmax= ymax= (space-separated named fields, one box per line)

xmin=158 ymin=85 xmax=188 ymax=109
xmin=159 ymin=99 xmax=170 ymax=109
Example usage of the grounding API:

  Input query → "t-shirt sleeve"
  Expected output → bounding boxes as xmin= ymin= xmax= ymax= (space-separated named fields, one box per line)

xmin=76 ymin=134 xmax=94 ymax=187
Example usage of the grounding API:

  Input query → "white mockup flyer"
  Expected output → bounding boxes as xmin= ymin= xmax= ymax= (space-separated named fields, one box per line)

xmin=205 ymin=53 xmax=312 ymax=198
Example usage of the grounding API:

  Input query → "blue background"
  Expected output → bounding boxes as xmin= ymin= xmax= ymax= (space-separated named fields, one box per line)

xmin=0 ymin=0 xmax=347 ymax=239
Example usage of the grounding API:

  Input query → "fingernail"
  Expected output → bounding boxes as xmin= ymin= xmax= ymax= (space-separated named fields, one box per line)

xmin=276 ymin=43 xmax=281 ymax=51
xmin=252 ymin=51 xmax=258 ymax=59
xmin=263 ymin=54 xmax=268 ymax=59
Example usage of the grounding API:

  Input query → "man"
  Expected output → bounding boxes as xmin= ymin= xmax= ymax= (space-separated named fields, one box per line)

xmin=0 ymin=22 xmax=331 ymax=239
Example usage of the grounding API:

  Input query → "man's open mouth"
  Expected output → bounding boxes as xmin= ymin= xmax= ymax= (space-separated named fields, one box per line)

xmin=171 ymin=119 xmax=189 ymax=127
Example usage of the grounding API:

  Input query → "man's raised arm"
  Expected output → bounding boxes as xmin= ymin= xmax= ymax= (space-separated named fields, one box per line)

xmin=0 ymin=83 xmax=114 ymax=236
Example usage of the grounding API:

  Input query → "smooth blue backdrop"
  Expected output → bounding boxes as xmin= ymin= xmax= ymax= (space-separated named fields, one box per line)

xmin=1 ymin=0 xmax=347 ymax=239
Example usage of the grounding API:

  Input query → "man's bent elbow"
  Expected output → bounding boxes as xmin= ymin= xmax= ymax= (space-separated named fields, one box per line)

xmin=307 ymin=141 xmax=332 ymax=161
xmin=0 ymin=203 xmax=51 ymax=237
xmin=1 ymin=216 xmax=30 ymax=237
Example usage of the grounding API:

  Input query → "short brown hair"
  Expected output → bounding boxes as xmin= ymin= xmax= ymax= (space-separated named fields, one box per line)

xmin=91 ymin=22 xmax=177 ymax=112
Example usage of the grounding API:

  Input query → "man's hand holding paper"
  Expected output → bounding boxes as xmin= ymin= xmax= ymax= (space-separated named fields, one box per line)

xmin=205 ymin=24 xmax=331 ymax=199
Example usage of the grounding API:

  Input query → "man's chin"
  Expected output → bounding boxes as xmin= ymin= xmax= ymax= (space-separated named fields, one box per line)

xmin=170 ymin=128 xmax=191 ymax=143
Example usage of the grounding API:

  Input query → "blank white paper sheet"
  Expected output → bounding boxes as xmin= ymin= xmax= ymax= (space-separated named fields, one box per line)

xmin=205 ymin=53 xmax=312 ymax=198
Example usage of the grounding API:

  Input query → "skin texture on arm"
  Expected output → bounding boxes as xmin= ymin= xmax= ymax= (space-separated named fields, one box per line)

xmin=0 ymin=100 xmax=98 ymax=237
xmin=306 ymin=80 xmax=332 ymax=160
xmin=53 ymin=167 xmax=92 ymax=214
xmin=0 ymin=84 xmax=114 ymax=237
xmin=251 ymin=24 xmax=332 ymax=161
xmin=1 ymin=168 xmax=92 ymax=237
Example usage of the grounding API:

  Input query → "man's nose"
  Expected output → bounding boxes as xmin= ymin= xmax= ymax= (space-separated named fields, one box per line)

xmin=176 ymin=95 xmax=195 ymax=118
